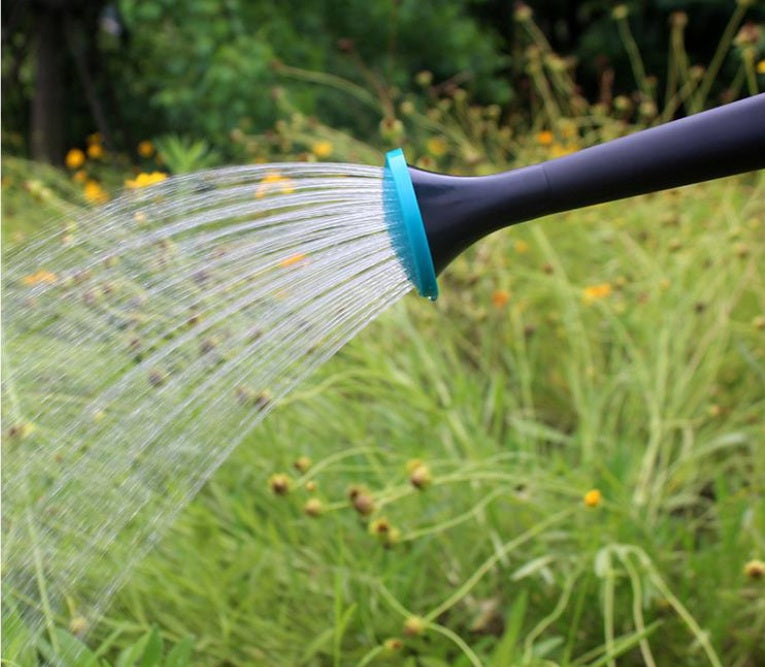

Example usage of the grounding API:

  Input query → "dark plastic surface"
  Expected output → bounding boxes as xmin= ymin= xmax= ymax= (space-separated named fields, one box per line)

xmin=411 ymin=93 xmax=765 ymax=274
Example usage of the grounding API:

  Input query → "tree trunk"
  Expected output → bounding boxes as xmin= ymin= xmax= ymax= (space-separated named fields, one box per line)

xmin=30 ymin=6 xmax=64 ymax=164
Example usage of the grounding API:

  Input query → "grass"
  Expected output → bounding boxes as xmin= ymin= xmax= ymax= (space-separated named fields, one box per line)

xmin=5 ymin=167 xmax=761 ymax=665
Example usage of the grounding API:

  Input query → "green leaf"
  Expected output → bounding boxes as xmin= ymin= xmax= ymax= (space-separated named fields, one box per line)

xmin=37 ymin=629 xmax=99 ymax=667
xmin=114 ymin=633 xmax=151 ymax=667
xmin=1 ymin=602 xmax=40 ymax=667
xmin=594 ymin=547 xmax=612 ymax=578
xmin=489 ymin=591 xmax=527 ymax=666
xmin=165 ymin=636 xmax=194 ymax=667
xmin=139 ymin=627 xmax=163 ymax=667
xmin=511 ymin=555 xmax=555 ymax=581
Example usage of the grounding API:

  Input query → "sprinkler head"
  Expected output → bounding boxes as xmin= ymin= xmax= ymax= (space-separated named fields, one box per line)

xmin=385 ymin=95 xmax=765 ymax=298
xmin=383 ymin=148 xmax=438 ymax=300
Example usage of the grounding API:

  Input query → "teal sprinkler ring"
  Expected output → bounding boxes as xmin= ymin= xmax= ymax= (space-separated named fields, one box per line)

xmin=384 ymin=148 xmax=439 ymax=300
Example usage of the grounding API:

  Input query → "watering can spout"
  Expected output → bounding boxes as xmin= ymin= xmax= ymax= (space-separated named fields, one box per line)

xmin=387 ymin=93 xmax=765 ymax=298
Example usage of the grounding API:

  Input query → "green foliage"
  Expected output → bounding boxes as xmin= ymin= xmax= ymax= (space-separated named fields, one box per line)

xmin=2 ymin=617 xmax=195 ymax=667
xmin=109 ymin=0 xmax=508 ymax=151
xmin=152 ymin=135 xmax=221 ymax=174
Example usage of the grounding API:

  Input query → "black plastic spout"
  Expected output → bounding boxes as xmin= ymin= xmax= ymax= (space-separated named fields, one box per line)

xmin=411 ymin=93 xmax=765 ymax=275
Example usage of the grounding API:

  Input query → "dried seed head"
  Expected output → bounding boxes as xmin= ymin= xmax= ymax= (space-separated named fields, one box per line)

xmin=351 ymin=490 xmax=375 ymax=516
xmin=513 ymin=3 xmax=532 ymax=22
xmin=254 ymin=391 xmax=272 ymax=410
xmin=369 ymin=517 xmax=391 ymax=535
xmin=744 ymin=559 xmax=765 ymax=579
xmin=148 ymin=368 xmax=167 ymax=387
xmin=303 ymin=498 xmax=322 ymax=517
xmin=403 ymin=616 xmax=426 ymax=637
xmin=268 ymin=473 xmax=292 ymax=496
xmin=293 ymin=456 xmax=312 ymax=473
xmin=611 ymin=4 xmax=628 ymax=20
xmin=408 ymin=462 xmax=432 ymax=490
xmin=305 ymin=480 xmax=317 ymax=493
xmin=6 ymin=422 xmax=35 ymax=440
xmin=68 ymin=615 xmax=88 ymax=637
xmin=383 ymin=638 xmax=403 ymax=652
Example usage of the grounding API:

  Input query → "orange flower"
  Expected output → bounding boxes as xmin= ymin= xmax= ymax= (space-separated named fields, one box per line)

xmin=84 ymin=180 xmax=109 ymax=204
xmin=491 ymin=289 xmax=511 ymax=308
xmin=125 ymin=172 xmax=168 ymax=189
xmin=72 ymin=170 xmax=88 ymax=184
xmin=311 ymin=141 xmax=333 ymax=159
xmin=514 ymin=239 xmax=529 ymax=254
xmin=255 ymin=172 xmax=295 ymax=198
xmin=537 ymin=130 xmax=554 ymax=146
xmin=551 ymin=143 xmax=577 ymax=158
xmin=279 ymin=253 xmax=307 ymax=268
xmin=87 ymin=143 xmax=104 ymax=159
xmin=582 ymin=283 xmax=612 ymax=303
xmin=137 ymin=140 xmax=155 ymax=158
xmin=583 ymin=489 xmax=602 ymax=507
xmin=426 ymin=137 xmax=448 ymax=157
xmin=22 ymin=269 xmax=57 ymax=286
xmin=65 ymin=148 xmax=86 ymax=170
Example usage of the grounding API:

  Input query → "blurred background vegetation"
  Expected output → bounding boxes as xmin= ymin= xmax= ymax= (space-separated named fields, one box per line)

xmin=2 ymin=0 xmax=764 ymax=168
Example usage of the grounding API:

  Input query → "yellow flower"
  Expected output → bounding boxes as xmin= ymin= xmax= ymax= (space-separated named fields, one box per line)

xmin=514 ymin=239 xmax=529 ymax=254
xmin=551 ymin=143 xmax=577 ymax=158
xmin=86 ymin=132 xmax=102 ymax=145
xmin=137 ymin=140 xmax=155 ymax=158
xmin=72 ymin=170 xmax=88 ymax=184
xmin=583 ymin=489 xmax=602 ymax=507
xmin=87 ymin=143 xmax=104 ymax=160
xmin=125 ymin=171 xmax=168 ymax=189
xmin=84 ymin=179 xmax=109 ymax=204
xmin=280 ymin=253 xmax=307 ymax=268
xmin=255 ymin=171 xmax=295 ymax=198
xmin=21 ymin=270 xmax=57 ymax=286
xmin=582 ymin=283 xmax=612 ymax=303
xmin=491 ymin=289 xmax=511 ymax=308
xmin=65 ymin=148 xmax=86 ymax=170
xmin=311 ymin=141 xmax=333 ymax=158
xmin=426 ymin=137 xmax=448 ymax=157
xmin=757 ymin=60 xmax=765 ymax=75
xmin=537 ymin=130 xmax=554 ymax=146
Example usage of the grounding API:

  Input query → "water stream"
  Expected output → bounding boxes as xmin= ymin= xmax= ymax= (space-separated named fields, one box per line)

xmin=1 ymin=163 xmax=413 ymax=640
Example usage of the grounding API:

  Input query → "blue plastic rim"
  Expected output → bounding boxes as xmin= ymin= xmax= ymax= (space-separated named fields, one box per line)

xmin=383 ymin=148 xmax=439 ymax=300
